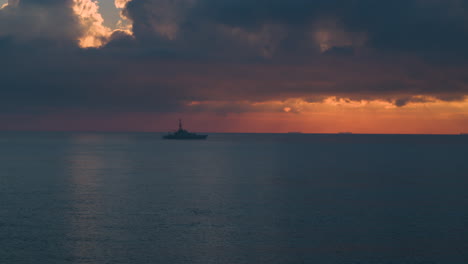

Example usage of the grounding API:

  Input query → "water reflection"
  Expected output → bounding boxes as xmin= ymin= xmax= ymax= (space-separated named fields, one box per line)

xmin=65 ymin=133 xmax=131 ymax=263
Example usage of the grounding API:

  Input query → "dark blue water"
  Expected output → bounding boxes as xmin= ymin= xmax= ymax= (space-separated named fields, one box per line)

xmin=1 ymin=132 xmax=468 ymax=264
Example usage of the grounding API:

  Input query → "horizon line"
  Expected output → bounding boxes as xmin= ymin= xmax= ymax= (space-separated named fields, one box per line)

xmin=0 ymin=129 xmax=465 ymax=136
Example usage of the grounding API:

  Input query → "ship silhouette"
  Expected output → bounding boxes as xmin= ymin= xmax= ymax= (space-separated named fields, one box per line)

xmin=163 ymin=119 xmax=208 ymax=140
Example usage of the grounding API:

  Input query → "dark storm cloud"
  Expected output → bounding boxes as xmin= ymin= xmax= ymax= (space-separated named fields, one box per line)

xmin=125 ymin=0 xmax=468 ymax=59
xmin=0 ymin=0 xmax=467 ymax=115
xmin=394 ymin=96 xmax=436 ymax=107
xmin=0 ymin=0 xmax=80 ymax=53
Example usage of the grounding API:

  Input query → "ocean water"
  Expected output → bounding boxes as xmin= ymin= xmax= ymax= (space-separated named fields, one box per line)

xmin=1 ymin=132 xmax=468 ymax=264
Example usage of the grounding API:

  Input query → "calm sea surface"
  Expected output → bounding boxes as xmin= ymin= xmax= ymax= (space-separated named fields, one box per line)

xmin=1 ymin=132 xmax=468 ymax=264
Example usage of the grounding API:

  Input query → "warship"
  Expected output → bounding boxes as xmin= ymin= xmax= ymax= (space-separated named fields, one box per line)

xmin=163 ymin=119 xmax=208 ymax=140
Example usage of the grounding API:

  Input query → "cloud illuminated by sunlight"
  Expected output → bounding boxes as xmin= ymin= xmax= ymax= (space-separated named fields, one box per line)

xmin=73 ymin=0 xmax=133 ymax=48
xmin=73 ymin=0 xmax=112 ymax=48
xmin=114 ymin=0 xmax=131 ymax=9
xmin=0 ymin=0 xmax=18 ymax=9
xmin=184 ymin=96 xmax=468 ymax=134
xmin=114 ymin=0 xmax=132 ymax=33
xmin=185 ymin=96 xmax=468 ymax=115
xmin=115 ymin=0 xmax=131 ymax=9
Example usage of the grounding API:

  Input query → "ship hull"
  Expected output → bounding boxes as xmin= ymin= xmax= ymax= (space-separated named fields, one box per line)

xmin=163 ymin=135 xmax=208 ymax=140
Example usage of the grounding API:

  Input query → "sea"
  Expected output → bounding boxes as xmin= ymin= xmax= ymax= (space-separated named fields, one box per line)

xmin=1 ymin=132 xmax=468 ymax=264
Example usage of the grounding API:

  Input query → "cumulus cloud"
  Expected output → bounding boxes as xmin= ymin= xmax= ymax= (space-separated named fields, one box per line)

xmin=114 ymin=0 xmax=130 ymax=9
xmin=0 ymin=0 xmax=132 ymax=48
xmin=72 ymin=0 xmax=133 ymax=48
xmin=73 ymin=0 xmax=112 ymax=48
xmin=114 ymin=1 xmax=132 ymax=33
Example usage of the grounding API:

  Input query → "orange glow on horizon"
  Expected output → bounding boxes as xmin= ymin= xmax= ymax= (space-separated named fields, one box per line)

xmin=2 ymin=96 xmax=466 ymax=134
xmin=181 ymin=96 xmax=468 ymax=134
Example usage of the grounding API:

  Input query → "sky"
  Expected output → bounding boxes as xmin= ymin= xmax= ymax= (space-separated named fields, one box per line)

xmin=0 ymin=0 xmax=468 ymax=134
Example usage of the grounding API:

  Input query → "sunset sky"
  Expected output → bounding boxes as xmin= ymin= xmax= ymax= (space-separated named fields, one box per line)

xmin=1 ymin=0 xmax=467 ymax=134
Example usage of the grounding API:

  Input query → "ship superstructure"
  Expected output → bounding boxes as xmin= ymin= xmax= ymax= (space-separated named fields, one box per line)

xmin=163 ymin=119 xmax=208 ymax=140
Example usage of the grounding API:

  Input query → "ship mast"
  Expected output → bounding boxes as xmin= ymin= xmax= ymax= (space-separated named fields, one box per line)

xmin=179 ymin=119 xmax=183 ymax=130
